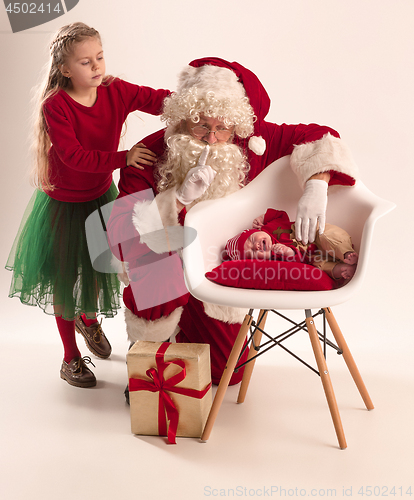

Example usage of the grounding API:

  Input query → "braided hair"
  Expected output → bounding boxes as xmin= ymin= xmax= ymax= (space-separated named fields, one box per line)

xmin=31 ymin=22 xmax=103 ymax=191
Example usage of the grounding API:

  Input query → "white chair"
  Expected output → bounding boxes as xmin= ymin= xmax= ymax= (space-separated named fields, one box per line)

xmin=183 ymin=155 xmax=395 ymax=449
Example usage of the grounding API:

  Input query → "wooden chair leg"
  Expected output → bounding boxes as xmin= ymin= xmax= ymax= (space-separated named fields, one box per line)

xmin=324 ymin=307 xmax=374 ymax=410
xmin=237 ymin=310 xmax=267 ymax=404
xmin=306 ymin=310 xmax=347 ymax=449
xmin=201 ymin=310 xmax=253 ymax=441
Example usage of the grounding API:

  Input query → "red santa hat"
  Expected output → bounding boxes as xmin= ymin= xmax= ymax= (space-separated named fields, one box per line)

xmin=190 ymin=58 xmax=269 ymax=156
xmin=225 ymin=229 xmax=259 ymax=260
xmin=188 ymin=58 xmax=270 ymax=122
xmin=163 ymin=58 xmax=270 ymax=156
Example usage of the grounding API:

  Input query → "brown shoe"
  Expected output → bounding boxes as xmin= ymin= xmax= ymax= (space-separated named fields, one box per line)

xmin=60 ymin=357 xmax=96 ymax=388
xmin=75 ymin=316 xmax=112 ymax=359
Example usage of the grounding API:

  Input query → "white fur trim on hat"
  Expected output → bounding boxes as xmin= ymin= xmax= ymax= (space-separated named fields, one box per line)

xmin=125 ymin=307 xmax=183 ymax=343
xmin=132 ymin=188 xmax=184 ymax=254
xmin=178 ymin=65 xmax=246 ymax=102
xmin=290 ymin=133 xmax=359 ymax=188
xmin=248 ymin=136 xmax=266 ymax=156
xmin=203 ymin=302 xmax=248 ymax=325
xmin=225 ymin=233 xmax=243 ymax=261
xmin=162 ymin=65 xmax=255 ymax=138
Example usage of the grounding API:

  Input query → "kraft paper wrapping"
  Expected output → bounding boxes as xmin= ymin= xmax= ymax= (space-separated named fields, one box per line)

xmin=127 ymin=341 xmax=212 ymax=439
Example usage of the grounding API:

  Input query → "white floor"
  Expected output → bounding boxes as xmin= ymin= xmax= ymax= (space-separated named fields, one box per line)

xmin=1 ymin=299 xmax=413 ymax=500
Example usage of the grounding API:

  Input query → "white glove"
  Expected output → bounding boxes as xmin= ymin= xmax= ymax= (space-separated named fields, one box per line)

xmin=295 ymin=179 xmax=328 ymax=244
xmin=176 ymin=146 xmax=216 ymax=205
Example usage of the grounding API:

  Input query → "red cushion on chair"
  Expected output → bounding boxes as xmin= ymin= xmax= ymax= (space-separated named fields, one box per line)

xmin=205 ymin=260 xmax=334 ymax=291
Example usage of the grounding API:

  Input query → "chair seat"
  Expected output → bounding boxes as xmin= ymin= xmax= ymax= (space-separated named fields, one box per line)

xmin=183 ymin=155 xmax=395 ymax=310
xmin=184 ymin=275 xmax=359 ymax=310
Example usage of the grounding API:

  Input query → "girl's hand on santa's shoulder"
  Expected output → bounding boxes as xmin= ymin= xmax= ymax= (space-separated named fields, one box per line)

xmin=126 ymin=142 xmax=157 ymax=170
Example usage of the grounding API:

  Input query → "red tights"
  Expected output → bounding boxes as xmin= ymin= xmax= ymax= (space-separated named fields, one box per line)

xmin=56 ymin=314 xmax=97 ymax=362
xmin=56 ymin=317 xmax=81 ymax=363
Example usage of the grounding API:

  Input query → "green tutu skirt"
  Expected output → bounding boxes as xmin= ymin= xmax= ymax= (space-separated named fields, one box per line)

xmin=6 ymin=184 xmax=121 ymax=320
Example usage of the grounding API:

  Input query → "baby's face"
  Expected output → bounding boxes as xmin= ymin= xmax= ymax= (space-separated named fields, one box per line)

xmin=243 ymin=231 xmax=273 ymax=260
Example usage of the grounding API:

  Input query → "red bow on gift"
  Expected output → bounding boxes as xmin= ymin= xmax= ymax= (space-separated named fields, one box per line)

xmin=129 ymin=343 xmax=212 ymax=444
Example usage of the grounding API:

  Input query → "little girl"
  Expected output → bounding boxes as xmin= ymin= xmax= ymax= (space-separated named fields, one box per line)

xmin=6 ymin=22 xmax=170 ymax=388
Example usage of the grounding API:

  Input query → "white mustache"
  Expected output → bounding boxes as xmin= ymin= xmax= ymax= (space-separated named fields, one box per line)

xmin=158 ymin=133 xmax=250 ymax=204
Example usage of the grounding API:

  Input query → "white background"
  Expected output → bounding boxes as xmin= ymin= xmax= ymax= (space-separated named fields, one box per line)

xmin=0 ymin=1 xmax=413 ymax=499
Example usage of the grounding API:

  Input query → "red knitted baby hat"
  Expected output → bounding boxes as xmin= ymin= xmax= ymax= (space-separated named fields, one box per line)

xmin=225 ymin=229 xmax=258 ymax=260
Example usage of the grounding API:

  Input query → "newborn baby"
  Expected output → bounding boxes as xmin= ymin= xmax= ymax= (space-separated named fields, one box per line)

xmin=225 ymin=209 xmax=358 ymax=280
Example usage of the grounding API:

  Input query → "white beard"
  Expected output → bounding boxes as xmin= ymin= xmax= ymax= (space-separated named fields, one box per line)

xmin=156 ymin=134 xmax=250 ymax=205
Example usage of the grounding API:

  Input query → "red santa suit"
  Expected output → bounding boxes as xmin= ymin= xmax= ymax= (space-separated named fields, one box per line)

xmin=107 ymin=58 xmax=359 ymax=385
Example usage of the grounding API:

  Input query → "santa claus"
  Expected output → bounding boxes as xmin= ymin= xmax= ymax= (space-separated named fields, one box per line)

xmin=107 ymin=57 xmax=359 ymax=387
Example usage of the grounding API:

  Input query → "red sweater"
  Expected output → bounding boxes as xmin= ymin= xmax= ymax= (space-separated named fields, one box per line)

xmin=43 ymin=78 xmax=170 ymax=202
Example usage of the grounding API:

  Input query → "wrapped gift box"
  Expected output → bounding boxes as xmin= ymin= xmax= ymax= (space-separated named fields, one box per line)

xmin=127 ymin=341 xmax=212 ymax=443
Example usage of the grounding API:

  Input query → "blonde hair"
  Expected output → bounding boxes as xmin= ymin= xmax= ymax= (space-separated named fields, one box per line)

xmin=161 ymin=64 xmax=256 ymax=139
xmin=161 ymin=88 xmax=255 ymax=140
xmin=31 ymin=22 xmax=108 ymax=191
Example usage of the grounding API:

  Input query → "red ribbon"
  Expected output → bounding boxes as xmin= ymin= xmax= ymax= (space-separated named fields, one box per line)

xmin=129 ymin=343 xmax=212 ymax=444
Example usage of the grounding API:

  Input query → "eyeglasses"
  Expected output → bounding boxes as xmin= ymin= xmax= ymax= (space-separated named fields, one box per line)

xmin=190 ymin=125 xmax=233 ymax=141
